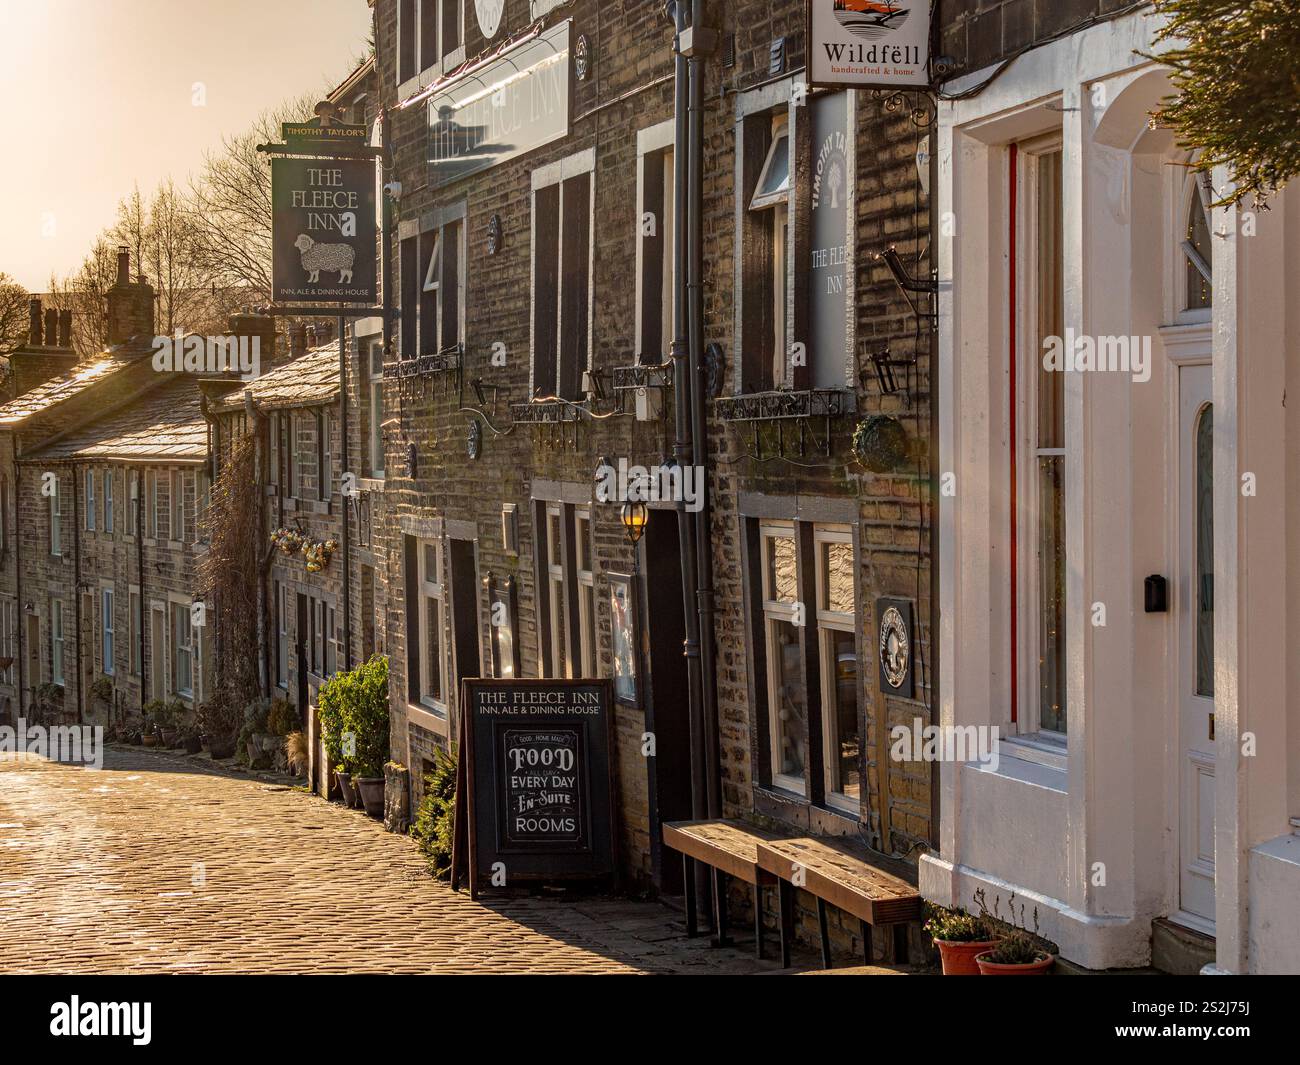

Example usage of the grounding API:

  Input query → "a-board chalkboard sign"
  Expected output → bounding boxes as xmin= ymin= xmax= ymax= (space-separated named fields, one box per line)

xmin=454 ymin=678 xmax=616 ymax=897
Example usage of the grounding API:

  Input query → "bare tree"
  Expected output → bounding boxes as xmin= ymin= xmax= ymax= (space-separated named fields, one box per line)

xmin=0 ymin=273 xmax=29 ymax=357
xmin=46 ymin=239 xmax=118 ymax=357
xmin=189 ymin=94 xmax=318 ymax=314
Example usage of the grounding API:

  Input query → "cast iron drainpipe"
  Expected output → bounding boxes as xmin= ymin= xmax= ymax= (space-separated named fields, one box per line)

xmin=12 ymin=450 xmax=24 ymax=715
xmin=669 ymin=0 xmax=711 ymax=920
xmin=136 ymin=464 xmax=146 ymax=710
xmin=687 ymin=0 xmax=722 ymax=822
xmin=243 ymin=390 xmax=271 ymax=696
xmin=71 ymin=462 xmax=83 ymax=725
xmin=338 ymin=314 xmax=353 ymax=671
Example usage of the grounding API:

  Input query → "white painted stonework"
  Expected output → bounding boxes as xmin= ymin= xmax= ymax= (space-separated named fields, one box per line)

xmin=923 ymin=9 xmax=1300 ymax=972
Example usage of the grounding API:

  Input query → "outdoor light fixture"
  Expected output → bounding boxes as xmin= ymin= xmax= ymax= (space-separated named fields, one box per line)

xmin=620 ymin=501 xmax=648 ymax=546
xmin=878 ymin=245 xmax=938 ymax=328
xmin=582 ymin=369 xmax=606 ymax=402
xmin=471 ymin=377 xmax=487 ymax=406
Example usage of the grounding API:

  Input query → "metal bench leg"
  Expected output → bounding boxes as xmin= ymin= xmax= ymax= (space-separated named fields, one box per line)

xmin=711 ymin=868 xmax=731 ymax=948
xmin=861 ymin=919 xmax=874 ymax=965
xmin=683 ymin=854 xmax=698 ymax=938
xmin=893 ymin=923 xmax=909 ymax=965
xmin=754 ymin=884 xmax=765 ymax=960
xmin=778 ymin=878 xmax=794 ymax=968
xmin=817 ymin=897 xmax=832 ymax=969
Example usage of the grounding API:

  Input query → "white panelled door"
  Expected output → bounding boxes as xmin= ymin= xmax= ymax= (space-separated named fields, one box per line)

xmin=1177 ymin=362 xmax=1215 ymax=930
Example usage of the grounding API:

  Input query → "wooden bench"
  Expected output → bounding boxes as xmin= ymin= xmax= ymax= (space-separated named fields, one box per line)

xmin=663 ymin=819 xmax=785 ymax=958
xmin=756 ymin=835 xmax=922 ymax=970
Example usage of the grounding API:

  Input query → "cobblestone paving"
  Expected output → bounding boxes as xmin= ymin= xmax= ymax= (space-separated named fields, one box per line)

xmin=0 ymin=748 xmax=781 ymax=974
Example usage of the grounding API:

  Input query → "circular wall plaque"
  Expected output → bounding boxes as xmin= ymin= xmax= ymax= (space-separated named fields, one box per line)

xmin=467 ymin=418 xmax=482 ymax=460
xmin=878 ymin=606 xmax=910 ymax=691
xmin=474 ymin=0 xmax=504 ymax=39
xmin=487 ymin=213 xmax=502 ymax=255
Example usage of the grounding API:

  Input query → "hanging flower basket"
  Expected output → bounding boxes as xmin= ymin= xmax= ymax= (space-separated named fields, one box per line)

xmin=304 ymin=538 xmax=339 ymax=573
xmin=270 ymin=527 xmax=305 ymax=555
xmin=852 ymin=415 xmax=910 ymax=473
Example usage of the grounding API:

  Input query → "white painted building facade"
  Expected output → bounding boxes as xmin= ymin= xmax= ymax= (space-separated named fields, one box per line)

xmin=921 ymin=8 xmax=1300 ymax=972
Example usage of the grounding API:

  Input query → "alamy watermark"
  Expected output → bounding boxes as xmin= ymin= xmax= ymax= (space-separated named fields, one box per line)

xmin=1042 ymin=328 xmax=1151 ymax=383
xmin=890 ymin=718 xmax=1000 ymax=772
xmin=595 ymin=457 xmax=705 ymax=512
xmin=152 ymin=330 xmax=261 ymax=379
xmin=0 ymin=718 xmax=103 ymax=769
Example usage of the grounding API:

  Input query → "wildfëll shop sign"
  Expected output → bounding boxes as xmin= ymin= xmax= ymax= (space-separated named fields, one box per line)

xmin=807 ymin=0 xmax=931 ymax=88
xmin=453 ymin=678 xmax=616 ymax=897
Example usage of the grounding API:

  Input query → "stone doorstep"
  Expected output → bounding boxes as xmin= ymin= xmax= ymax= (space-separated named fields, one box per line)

xmin=1150 ymin=917 xmax=1216 ymax=976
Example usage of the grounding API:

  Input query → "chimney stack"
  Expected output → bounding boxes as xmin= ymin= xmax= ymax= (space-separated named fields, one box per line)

xmin=58 ymin=309 xmax=72 ymax=349
xmin=106 ymin=249 xmax=155 ymax=345
xmin=28 ymin=297 xmax=42 ymax=345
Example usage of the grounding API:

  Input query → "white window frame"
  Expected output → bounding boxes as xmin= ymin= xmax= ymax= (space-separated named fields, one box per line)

xmin=127 ymin=470 xmax=139 ymax=537
xmin=575 ymin=507 xmax=596 ymax=678
xmin=545 ymin=503 xmax=568 ymax=679
xmin=147 ymin=470 xmax=160 ymax=539
xmin=367 ymin=341 xmax=385 ymax=479
xmin=101 ymin=586 xmax=115 ymax=676
xmin=50 ymin=483 xmax=62 ymax=556
xmin=814 ymin=525 xmax=857 ymax=814
xmin=634 ymin=119 xmax=676 ymax=364
xmin=103 ymin=469 xmax=114 ymax=534
xmin=129 ymin=587 xmax=141 ymax=676
xmin=84 ymin=469 xmax=96 ymax=531
xmin=0 ymin=599 xmax=14 ymax=686
xmin=397 ymin=0 xmax=466 ymax=92
xmin=1014 ymin=133 xmax=1068 ymax=742
xmin=418 ymin=537 xmax=448 ymax=715
xmin=51 ymin=599 xmax=65 ymax=687
xmin=760 ymin=520 xmax=805 ymax=796
xmin=1170 ymin=160 xmax=1214 ymax=325
xmin=0 ymin=477 xmax=7 ymax=552
xmin=276 ymin=583 xmax=290 ymax=688
xmin=530 ymin=148 xmax=596 ymax=399
xmin=170 ymin=470 xmax=184 ymax=542
xmin=172 ymin=600 xmax=194 ymax=699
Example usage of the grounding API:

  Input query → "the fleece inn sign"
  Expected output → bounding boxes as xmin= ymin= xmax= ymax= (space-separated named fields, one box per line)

xmin=272 ymin=157 xmax=377 ymax=303
xmin=808 ymin=0 xmax=930 ymax=88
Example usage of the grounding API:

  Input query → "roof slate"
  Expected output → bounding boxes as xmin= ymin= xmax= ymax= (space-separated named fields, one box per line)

xmin=211 ymin=344 xmax=340 ymax=411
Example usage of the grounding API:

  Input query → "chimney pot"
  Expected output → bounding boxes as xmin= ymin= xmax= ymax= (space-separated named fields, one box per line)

xmin=44 ymin=309 xmax=58 ymax=348
xmin=116 ymin=246 xmax=130 ymax=286
xmin=58 ymin=309 xmax=72 ymax=349
xmin=28 ymin=298 xmax=42 ymax=345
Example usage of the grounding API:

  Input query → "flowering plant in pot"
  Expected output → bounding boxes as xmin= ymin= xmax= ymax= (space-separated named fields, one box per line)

xmin=924 ymin=901 xmax=1001 ymax=975
xmin=973 ymin=890 xmax=1054 ymax=975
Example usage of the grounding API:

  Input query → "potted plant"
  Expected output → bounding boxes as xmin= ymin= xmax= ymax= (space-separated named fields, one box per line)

xmin=180 ymin=723 xmax=203 ymax=754
xmin=197 ymin=693 xmax=241 ymax=760
xmin=285 ymin=730 xmax=309 ymax=777
xmin=411 ymin=746 xmax=458 ymax=878
xmin=320 ymin=655 xmax=390 ymax=818
xmin=924 ymin=901 xmax=1002 ymax=976
xmin=238 ymin=698 xmax=272 ymax=766
xmin=972 ymin=890 xmax=1055 ymax=975
xmin=976 ymin=932 xmax=1055 ymax=975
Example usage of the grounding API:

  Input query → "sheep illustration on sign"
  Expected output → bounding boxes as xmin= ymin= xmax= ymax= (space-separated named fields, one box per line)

xmin=272 ymin=157 xmax=376 ymax=302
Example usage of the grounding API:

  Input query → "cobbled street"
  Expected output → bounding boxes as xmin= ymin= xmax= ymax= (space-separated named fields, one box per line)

xmin=0 ymin=748 xmax=779 ymax=975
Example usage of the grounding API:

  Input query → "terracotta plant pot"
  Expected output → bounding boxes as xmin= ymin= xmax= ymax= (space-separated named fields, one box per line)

xmin=336 ymin=771 xmax=356 ymax=807
xmin=161 ymin=727 xmax=179 ymax=747
xmin=141 ymin=734 xmax=158 ymax=747
xmin=975 ymin=950 xmax=1055 ymax=975
xmin=354 ymin=776 xmax=385 ymax=818
xmin=935 ymin=938 xmax=1003 ymax=976
xmin=184 ymin=734 xmax=203 ymax=754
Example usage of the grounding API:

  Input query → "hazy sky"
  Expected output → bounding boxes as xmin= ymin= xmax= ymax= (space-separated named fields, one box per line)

xmin=0 ymin=0 xmax=373 ymax=291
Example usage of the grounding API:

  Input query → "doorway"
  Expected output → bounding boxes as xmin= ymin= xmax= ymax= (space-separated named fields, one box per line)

xmin=447 ymin=537 xmax=482 ymax=701
xmin=296 ymin=593 xmax=309 ymax=712
xmin=642 ymin=510 xmax=694 ymax=894
xmin=25 ymin=614 xmax=40 ymax=710
xmin=150 ymin=605 xmax=166 ymax=700
xmin=1176 ymin=362 xmax=1215 ymax=931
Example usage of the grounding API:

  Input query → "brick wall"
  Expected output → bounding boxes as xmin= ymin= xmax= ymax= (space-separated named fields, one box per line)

xmin=370 ymin=0 xmax=937 ymax=909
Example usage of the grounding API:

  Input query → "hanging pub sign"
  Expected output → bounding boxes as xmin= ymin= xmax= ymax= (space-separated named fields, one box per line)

xmin=808 ymin=90 xmax=851 ymax=389
xmin=807 ymin=0 xmax=931 ymax=88
xmin=453 ymin=678 xmax=616 ymax=897
xmin=427 ymin=20 xmax=571 ymax=189
xmin=271 ymin=157 xmax=377 ymax=303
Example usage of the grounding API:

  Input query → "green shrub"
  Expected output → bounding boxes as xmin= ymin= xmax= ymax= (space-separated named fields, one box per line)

xmin=267 ymin=696 xmax=299 ymax=736
xmin=411 ymin=746 xmax=457 ymax=879
xmin=983 ymin=933 xmax=1046 ymax=965
xmin=318 ymin=654 xmax=389 ymax=777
